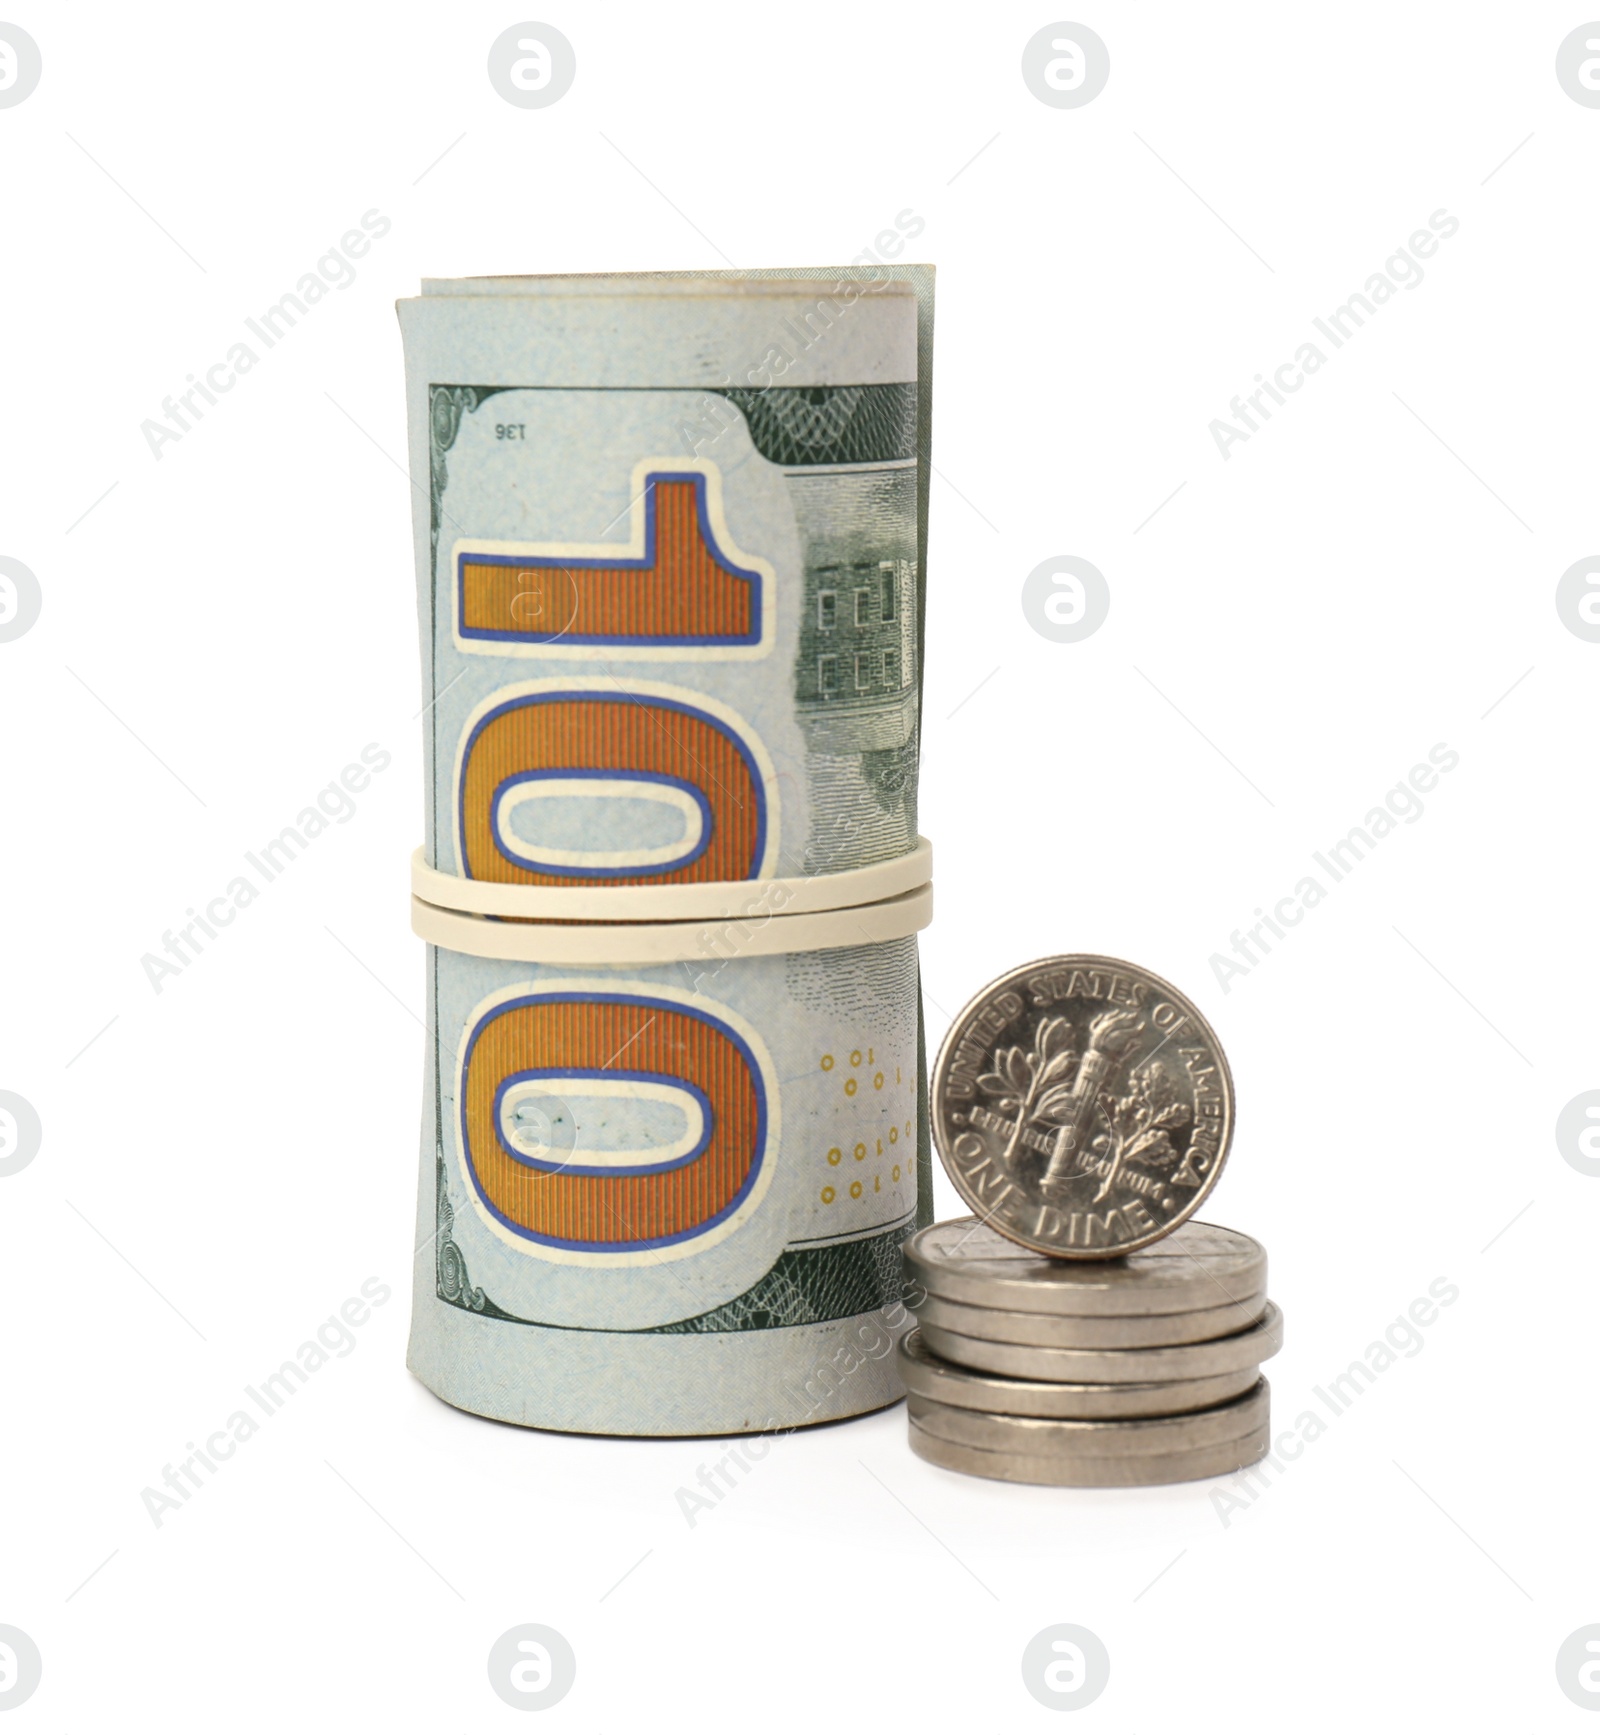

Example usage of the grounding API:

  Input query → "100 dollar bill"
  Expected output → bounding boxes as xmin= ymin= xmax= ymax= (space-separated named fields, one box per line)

xmin=408 ymin=908 xmax=931 ymax=1435
xmin=399 ymin=269 xmax=932 ymax=899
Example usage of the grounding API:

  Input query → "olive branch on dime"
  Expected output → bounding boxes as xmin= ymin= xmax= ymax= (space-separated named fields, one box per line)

xmin=973 ymin=1015 xmax=1079 ymax=1167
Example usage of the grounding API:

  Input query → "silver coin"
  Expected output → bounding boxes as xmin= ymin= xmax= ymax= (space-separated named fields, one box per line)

xmin=905 ymin=1216 xmax=1265 ymax=1316
xmin=908 ymin=1379 xmax=1268 ymax=1457
xmin=897 ymin=1327 xmax=1262 ymax=1418
xmin=931 ymin=956 xmax=1235 ymax=1258
xmin=915 ymin=1289 xmax=1265 ymax=1349
xmin=919 ymin=1300 xmax=1282 ymax=1383
xmin=909 ymin=1418 xmax=1270 ymax=1487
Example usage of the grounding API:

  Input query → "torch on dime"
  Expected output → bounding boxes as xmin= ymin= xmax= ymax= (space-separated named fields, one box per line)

xmin=931 ymin=955 xmax=1235 ymax=1259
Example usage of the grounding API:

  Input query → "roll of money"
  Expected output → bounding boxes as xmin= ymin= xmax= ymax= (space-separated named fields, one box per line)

xmin=406 ymin=889 xmax=933 ymax=1436
xmin=398 ymin=268 xmax=933 ymax=918
xmin=897 ymin=1327 xmax=1261 ymax=1418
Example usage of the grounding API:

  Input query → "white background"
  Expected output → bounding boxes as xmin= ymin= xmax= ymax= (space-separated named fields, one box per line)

xmin=2 ymin=2 xmax=1595 ymax=1726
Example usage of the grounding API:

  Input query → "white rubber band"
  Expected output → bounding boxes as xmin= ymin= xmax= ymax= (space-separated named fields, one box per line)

xmin=410 ymin=837 xmax=933 ymax=922
xmin=410 ymin=882 xmax=933 ymax=964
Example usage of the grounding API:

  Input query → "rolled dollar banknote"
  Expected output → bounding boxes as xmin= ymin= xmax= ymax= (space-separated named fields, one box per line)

xmin=399 ymin=268 xmax=932 ymax=917
xmin=407 ymin=886 xmax=933 ymax=1435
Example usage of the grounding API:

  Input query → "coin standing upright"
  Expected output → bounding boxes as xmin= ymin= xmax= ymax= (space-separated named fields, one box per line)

xmin=931 ymin=956 xmax=1236 ymax=1259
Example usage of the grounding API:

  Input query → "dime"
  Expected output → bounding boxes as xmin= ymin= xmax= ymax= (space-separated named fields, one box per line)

xmin=931 ymin=956 xmax=1235 ymax=1258
xmin=897 ymin=1327 xmax=1262 ymax=1418
xmin=918 ymin=1300 xmax=1282 ymax=1384
xmin=907 ymin=1379 xmax=1268 ymax=1457
xmin=904 ymin=1216 xmax=1265 ymax=1316
xmin=914 ymin=1290 xmax=1265 ymax=1349
xmin=908 ymin=1420 xmax=1270 ymax=1487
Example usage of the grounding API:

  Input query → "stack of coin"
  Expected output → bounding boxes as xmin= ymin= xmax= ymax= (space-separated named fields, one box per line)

xmin=900 ymin=1218 xmax=1279 ymax=1484
xmin=912 ymin=955 xmax=1279 ymax=1486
